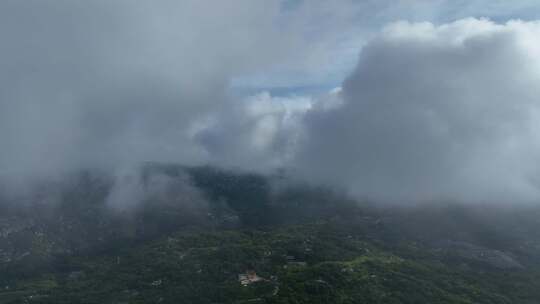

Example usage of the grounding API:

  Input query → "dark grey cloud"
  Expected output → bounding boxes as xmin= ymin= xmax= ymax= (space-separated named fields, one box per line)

xmin=292 ymin=19 xmax=540 ymax=204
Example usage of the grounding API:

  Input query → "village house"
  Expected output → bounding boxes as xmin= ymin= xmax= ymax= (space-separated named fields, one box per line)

xmin=238 ymin=270 xmax=263 ymax=286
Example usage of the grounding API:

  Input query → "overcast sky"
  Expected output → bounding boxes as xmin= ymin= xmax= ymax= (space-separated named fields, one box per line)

xmin=2 ymin=0 xmax=540 ymax=204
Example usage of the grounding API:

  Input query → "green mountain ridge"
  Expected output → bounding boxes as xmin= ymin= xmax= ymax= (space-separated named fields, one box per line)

xmin=1 ymin=165 xmax=540 ymax=303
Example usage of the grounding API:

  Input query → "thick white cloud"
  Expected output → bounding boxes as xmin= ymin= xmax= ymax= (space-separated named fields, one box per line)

xmin=0 ymin=0 xmax=287 ymax=181
xmin=293 ymin=18 xmax=540 ymax=204
xmin=195 ymin=92 xmax=313 ymax=170
xmin=3 ymin=0 xmax=540 ymax=206
xmin=234 ymin=0 xmax=540 ymax=89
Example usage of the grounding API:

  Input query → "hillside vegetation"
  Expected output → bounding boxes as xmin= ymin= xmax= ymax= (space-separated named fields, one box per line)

xmin=1 ymin=165 xmax=540 ymax=303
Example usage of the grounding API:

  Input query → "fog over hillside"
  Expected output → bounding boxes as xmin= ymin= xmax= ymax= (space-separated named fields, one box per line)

xmin=2 ymin=1 xmax=540 ymax=206
xmin=4 ymin=2 xmax=540 ymax=302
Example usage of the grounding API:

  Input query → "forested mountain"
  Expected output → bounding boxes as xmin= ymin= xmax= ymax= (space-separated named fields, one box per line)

xmin=1 ymin=165 xmax=540 ymax=303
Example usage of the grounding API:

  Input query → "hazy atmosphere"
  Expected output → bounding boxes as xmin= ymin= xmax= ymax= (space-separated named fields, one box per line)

xmin=3 ymin=1 xmax=540 ymax=303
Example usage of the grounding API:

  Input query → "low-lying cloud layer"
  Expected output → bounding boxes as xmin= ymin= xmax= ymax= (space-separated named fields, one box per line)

xmin=2 ymin=1 xmax=540 ymax=205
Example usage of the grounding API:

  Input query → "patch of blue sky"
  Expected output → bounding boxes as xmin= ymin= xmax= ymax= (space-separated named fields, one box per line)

xmin=234 ymin=0 xmax=540 ymax=98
